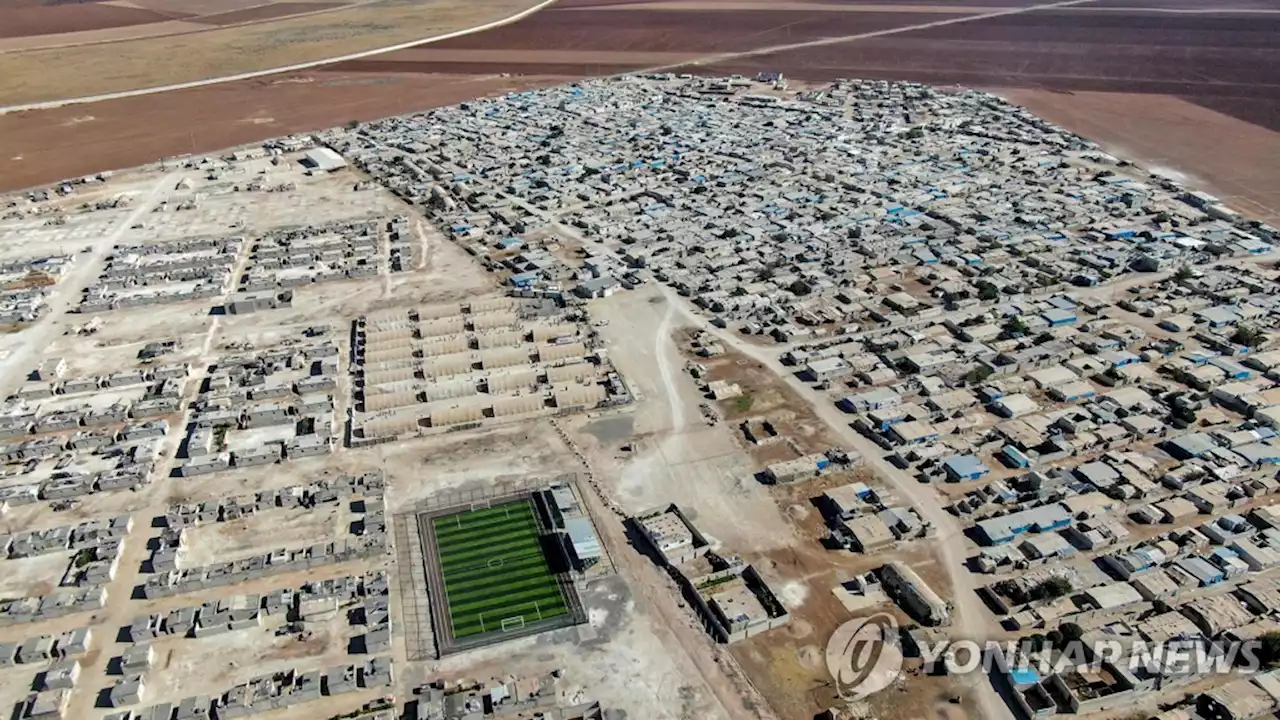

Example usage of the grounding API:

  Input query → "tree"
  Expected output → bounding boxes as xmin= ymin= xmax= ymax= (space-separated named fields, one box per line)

xmin=345 ymin=120 xmax=360 ymax=130
xmin=1032 ymin=576 xmax=1072 ymax=601
xmin=976 ymin=281 xmax=1000 ymax=301
xmin=1232 ymin=325 xmax=1267 ymax=349
xmin=1259 ymin=632 xmax=1280 ymax=668
xmin=965 ymin=365 xmax=994 ymax=386
xmin=1046 ymin=630 xmax=1064 ymax=648
xmin=1060 ymin=622 xmax=1085 ymax=643
xmin=1174 ymin=265 xmax=1194 ymax=281
xmin=1004 ymin=317 xmax=1030 ymax=337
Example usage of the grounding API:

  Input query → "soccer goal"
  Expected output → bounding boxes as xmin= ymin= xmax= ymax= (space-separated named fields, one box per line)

xmin=500 ymin=616 xmax=526 ymax=633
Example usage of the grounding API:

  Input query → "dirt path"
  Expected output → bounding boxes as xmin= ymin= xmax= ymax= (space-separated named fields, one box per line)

xmin=551 ymin=419 xmax=776 ymax=720
xmin=631 ymin=0 xmax=1098 ymax=76
xmin=655 ymin=302 xmax=687 ymax=433
xmin=0 ymin=173 xmax=175 ymax=398
xmin=0 ymin=0 xmax=561 ymax=113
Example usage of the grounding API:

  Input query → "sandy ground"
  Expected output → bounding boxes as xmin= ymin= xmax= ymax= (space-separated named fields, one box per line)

xmin=0 ymin=550 xmax=74 ymax=599
xmin=145 ymin=610 xmax=346 ymax=701
xmin=179 ymin=505 xmax=350 ymax=566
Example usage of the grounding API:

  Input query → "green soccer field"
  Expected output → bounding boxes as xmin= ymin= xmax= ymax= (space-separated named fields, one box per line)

xmin=432 ymin=499 xmax=571 ymax=639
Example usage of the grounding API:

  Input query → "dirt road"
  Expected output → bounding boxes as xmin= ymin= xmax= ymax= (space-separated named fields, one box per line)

xmin=652 ymin=284 xmax=1013 ymax=720
xmin=555 ymin=418 xmax=777 ymax=720
xmin=0 ymin=173 xmax=175 ymax=398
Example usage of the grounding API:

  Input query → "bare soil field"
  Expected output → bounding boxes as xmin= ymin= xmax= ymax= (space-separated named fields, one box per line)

xmin=1 ymin=0 xmax=1278 ymax=219
xmin=0 ymin=19 xmax=210 ymax=51
xmin=126 ymin=0 xmax=299 ymax=14
xmin=684 ymin=7 xmax=1280 ymax=130
xmin=1090 ymin=0 xmax=1280 ymax=8
xmin=0 ymin=0 xmax=543 ymax=105
xmin=0 ymin=3 xmax=185 ymax=38
xmin=191 ymin=1 xmax=349 ymax=25
xmin=560 ymin=0 xmax=1039 ymax=6
xmin=1000 ymin=89 xmax=1280 ymax=223
xmin=403 ymin=8 xmax=972 ymax=53
xmin=0 ymin=71 xmax=567 ymax=191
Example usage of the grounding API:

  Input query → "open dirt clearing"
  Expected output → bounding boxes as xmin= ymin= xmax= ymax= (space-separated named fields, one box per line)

xmin=0 ymin=0 xmax=543 ymax=106
xmin=0 ymin=551 xmax=72 ymax=599
xmin=143 ymin=610 xmax=352 ymax=703
xmin=570 ymin=286 xmax=985 ymax=720
xmin=179 ymin=505 xmax=349 ymax=566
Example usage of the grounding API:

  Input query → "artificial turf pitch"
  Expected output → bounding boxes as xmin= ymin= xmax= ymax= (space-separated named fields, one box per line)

xmin=432 ymin=499 xmax=570 ymax=638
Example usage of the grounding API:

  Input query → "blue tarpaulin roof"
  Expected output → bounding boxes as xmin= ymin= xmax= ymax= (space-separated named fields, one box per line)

xmin=1010 ymin=668 xmax=1041 ymax=686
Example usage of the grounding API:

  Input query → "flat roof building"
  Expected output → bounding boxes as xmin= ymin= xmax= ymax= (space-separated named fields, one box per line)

xmin=301 ymin=147 xmax=347 ymax=172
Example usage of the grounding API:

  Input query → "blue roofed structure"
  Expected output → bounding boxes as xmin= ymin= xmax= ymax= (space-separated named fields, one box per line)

xmin=509 ymin=271 xmax=540 ymax=288
xmin=1002 ymin=445 xmax=1031 ymax=469
xmin=1041 ymin=308 xmax=1077 ymax=327
xmin=943 ymin=454 xmax=990 ymax=482
xmin=976 ymin=505 xmax=1072 ymax=545
xmin=1175 ymin=557 xmax=1225 ymax=586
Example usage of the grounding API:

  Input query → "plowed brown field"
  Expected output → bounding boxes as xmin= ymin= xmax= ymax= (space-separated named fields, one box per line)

xmin=0 ymin=4 xmax=186 ymax=38
xmin=1 ymin=0 xmax=1278 ymax=225
xmin=191 ymin=2 xmax=348 ymax=25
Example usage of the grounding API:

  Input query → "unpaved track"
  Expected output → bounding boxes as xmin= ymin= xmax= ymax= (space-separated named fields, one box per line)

xmin=655 ymin=302 xmax=687 ymax=433
xmin=649 ymin=285 xmax=1014 ymax=720
xmin=629 ymin=0 xmax=1097 ymax=75
xmin=0 ymin=173 xmax=176 ymax=398
xmin=0 ymin=0 xmax=561 ymax=113
xmin=1 ymin=0 xmax=1094 ymax=113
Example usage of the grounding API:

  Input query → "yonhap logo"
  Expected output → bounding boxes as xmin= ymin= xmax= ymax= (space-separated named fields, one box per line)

xmin=825 ymin=613 xmax=904 ymax=699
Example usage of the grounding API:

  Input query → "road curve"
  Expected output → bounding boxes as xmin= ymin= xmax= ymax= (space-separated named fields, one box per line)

xmin=0 ymin=0 xmax=561 ymax=115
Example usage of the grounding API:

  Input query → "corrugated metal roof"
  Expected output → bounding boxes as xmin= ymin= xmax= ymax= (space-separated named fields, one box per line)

xmin=565 ymin=516 xmax=601 ymax=560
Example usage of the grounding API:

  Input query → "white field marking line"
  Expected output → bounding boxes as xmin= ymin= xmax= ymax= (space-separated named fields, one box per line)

xmin=0 ymin=0 xmax=562 ymax=114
